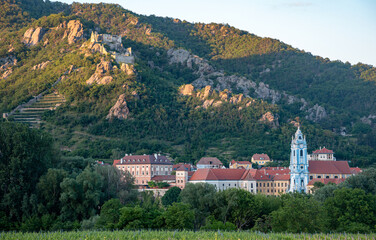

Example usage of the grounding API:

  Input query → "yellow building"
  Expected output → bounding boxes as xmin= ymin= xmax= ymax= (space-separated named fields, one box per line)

xmin=251 ymin=153 xmax=272 ymax=165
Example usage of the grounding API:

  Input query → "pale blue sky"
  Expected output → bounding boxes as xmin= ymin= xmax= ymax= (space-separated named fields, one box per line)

xmin=59 ymin=0 xmax=376 ymax=66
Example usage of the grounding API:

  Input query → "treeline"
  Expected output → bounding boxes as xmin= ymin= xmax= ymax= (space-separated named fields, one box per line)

xmin=1 ymin=121 xmax=376 ymax=233
xmin=0 ymin=122 xmax=136 ymax=231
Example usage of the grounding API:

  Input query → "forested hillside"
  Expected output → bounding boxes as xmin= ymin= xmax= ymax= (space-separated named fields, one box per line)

xmin=0 ymin=0 xmax=375 ymax=167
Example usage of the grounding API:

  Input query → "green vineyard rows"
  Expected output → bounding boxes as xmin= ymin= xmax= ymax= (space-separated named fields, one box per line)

xmin=1 ymin=230 xmax=375 ymax=240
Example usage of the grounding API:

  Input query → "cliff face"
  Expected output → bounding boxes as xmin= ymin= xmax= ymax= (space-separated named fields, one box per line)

xmin=169 ymin=48 xmax=328 ymax=123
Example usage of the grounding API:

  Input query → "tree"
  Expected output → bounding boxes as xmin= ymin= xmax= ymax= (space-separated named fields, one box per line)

xmin=59 ymin=167 xmax=103 ymax=222
xmin=37 ymin=168 xmax=68 ymax=216
xmin=270 ymin=193 xmax=326 ymax=233
xmin=341 ymin=168 xmax=376 ymax=195
xmin=163 ymin=203 xmax=194 ymax=230
xmin=215 ymin=188 xmax=261 ymax=229
xmin=179 ymin=183 xmax=217 ymax=229
xmin=117 ymin=205 xmax=146 ymax=229
xmin=0 ymin=122 xmax=55 ymax=223
xmin=161 ymin=187 xmax=181 ymax=206
xmin=324 ymin=188 xmax=376 ymax=233
xmin=97 ymin=198 xmax=123 ymax=229
xmin=94 ymin=165 xmax=136 ymax=204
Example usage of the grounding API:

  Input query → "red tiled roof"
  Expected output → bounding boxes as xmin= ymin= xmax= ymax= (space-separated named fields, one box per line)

xmin=312 ymin=147 xmax=334 ymax=154
xmin=351 ymin=167 xmax=362 ymax=174
xmin=190 ymin=169 xmax=247 ymax=181
xmin=188 ymin=171 xmax=195 ymax=177
xmin=308 ymin=178 xmax=346 ymax=186
xmin=230 ymin=160 xmax=236 ymax=165
xmin=252 ymin=154 xmax=270 ymax=161
xmin=174 ymin=163 xmax=194 ymax=171
xmin=113 ymin=155 xmax=172 ymax=166
xmin=151 ymin=175 xmax=176 ymax=181
xmin=238 ymin=161 xmax=252 ymax=164
xmin=197 ymin=157 xmax=222 ymax=166
xmin=308 ymin=161 xmax=351 ymax=174
xmin=254 ymin=167 xmax=290 ymax=181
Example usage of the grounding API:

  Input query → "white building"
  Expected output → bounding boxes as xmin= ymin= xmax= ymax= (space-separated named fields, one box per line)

xmin=308 ymin=147 xmax=336 ymax=161
xmin=189 ymin=168 xmax=257 ymax=193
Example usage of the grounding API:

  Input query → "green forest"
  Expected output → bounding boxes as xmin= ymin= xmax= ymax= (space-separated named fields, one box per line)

xmin=1 ymin=121 xmax=376 ymax=233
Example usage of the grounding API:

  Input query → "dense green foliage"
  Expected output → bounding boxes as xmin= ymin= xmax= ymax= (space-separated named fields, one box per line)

xmin=1 ymin=230 xmax=375 ymax=240
xmin=1 ymin=121 xmax=376 ymax=233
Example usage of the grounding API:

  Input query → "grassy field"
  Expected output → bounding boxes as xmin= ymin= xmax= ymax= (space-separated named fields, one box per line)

xmin=1 ymin=230 xmax=375 ymax=240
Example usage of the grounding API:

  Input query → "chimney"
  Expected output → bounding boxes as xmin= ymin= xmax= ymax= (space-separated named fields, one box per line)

xmin=154 ymin=153 xmax=158 ymax=160
xmin=121 ymin=158 xmax=123 ymax=164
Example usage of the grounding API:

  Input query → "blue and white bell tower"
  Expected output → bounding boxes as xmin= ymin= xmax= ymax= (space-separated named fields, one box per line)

xmin=289 ymin=127 xmax=309 ymax=193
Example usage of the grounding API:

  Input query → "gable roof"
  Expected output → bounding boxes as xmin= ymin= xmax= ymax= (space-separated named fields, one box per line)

xmin=174 ymin=163 xmax=194 ymax=171
xmin=308 ymin=178 xmax=346 ymax=186
xmin=312 ymin=147 xmax=334 ymax=154
xmin=351 ymin=167 xmax=362 ymax=174
xmin=113 ymin=154 xmax=172 ymax=166
xmin=151 ymin=175 xmax=176 ymax=181
xmin=308 ymin=161 xmax=351 ymax=174
xmin=252 ymin=154 xmax=270 ymax=161
xmin=190 ymin=169 xmax=249 ymax=181
xmin=197 ymin=157 xmax=222 ymax=166
xmin=254 ymin=167 xmax=290 ymax=181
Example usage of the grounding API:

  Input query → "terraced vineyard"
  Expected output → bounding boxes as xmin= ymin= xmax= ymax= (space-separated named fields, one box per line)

xmin=9 ymin=92 xmax=65 ymax=128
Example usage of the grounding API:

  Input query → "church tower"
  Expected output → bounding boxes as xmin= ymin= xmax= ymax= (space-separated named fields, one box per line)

xmin=289 ymin=127 xmax=309 ymax=193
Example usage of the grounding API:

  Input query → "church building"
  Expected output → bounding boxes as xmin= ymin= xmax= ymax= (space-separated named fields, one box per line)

xmin=289 ymin=127 xmax=309 ymax=193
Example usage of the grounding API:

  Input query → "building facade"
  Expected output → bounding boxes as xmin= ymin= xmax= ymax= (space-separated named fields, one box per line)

xmin=308 ymin=147 xmax=336 ymax=161
xmin=251 ymin=154 xmax=271 ymax=165
xmin=229 ymin=160 xmax=253 ymax=169
xmin=113 ymin=154 xmax=173 ymax=186
xmin=289 ymin=127 xmax=309 ymax=193
xmin=196 ymin=157 xmax=223 ymax=169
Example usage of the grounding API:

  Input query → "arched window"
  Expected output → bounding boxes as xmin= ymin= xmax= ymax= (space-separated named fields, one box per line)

xmin=300 ymin=150 xmax=303 ymax=157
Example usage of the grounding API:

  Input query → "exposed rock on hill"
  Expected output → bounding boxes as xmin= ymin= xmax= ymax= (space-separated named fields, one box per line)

xmin=169 ymin=48 xmax=328 ymax=122
xmin=361 ymin=115 xmax=376 ymax=125
xmin=306 ymin=104 xmax=327 ymax=122
xmin=32 ymin=61 xmax=51 ymax=70
xmin=167 ymin=48 xmax=214 ymax=75
xmin=259 ymin=111 xmax=279 ymax=128
xmin=0 ymin=56 xmax=17 ymax=80
xmin=65 ymin=20 xmax=84 ymax=44
xmin=121 ymin=63 xmax=135 ymax=75
xmin=86 ymin=59 xmax=113 ymax=85
xmin=106 ymin=94 xmax=129 ymax=120
xmin=23 ymin=27 xmax=46 ymax=46
xmin=179 ymin=84 xmax=195 ymax=96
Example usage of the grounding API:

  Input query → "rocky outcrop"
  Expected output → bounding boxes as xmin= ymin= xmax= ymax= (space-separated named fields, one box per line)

xmin=169 ymin=48 xmax=328 ymax=122
xmin=65 ymin=20 xmax=84 ymax=44
xmin=0 ymin=56 xmax=17 ymax=80
xmin=121 ymin=63 xmax=135 ymax=75
xmin=230 ymin=94 xmax=244 ymax=104
xmin=167 ymin=48 xmax=214 ymax=75
xmin=259 ymin=112 xmax=279 ymax=128
xmin=203 ymin=99 xmax=214 ymax=109
xmin=32 ymin=61 xmax=51 ymax=70
xmin=23 ymin=27 xmax=46 ymax=46
xmin=360 ymin=115 xmax=376 ymax=125
xmin=106 ymin=94 xmax=129 ymax=120
xmin=306 ymin=104 xmax=327 ymax=122
xmin=1 ymin=69 xmax=12 ymax=80
xmin=86 ymin=59 xmax=113 ymax=85
xmin=179 ymin=84 xmax=195 ymax=96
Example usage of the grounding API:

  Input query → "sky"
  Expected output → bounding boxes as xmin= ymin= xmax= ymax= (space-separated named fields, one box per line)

xmin=59 ymin=0 xmax=376 ymax=66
